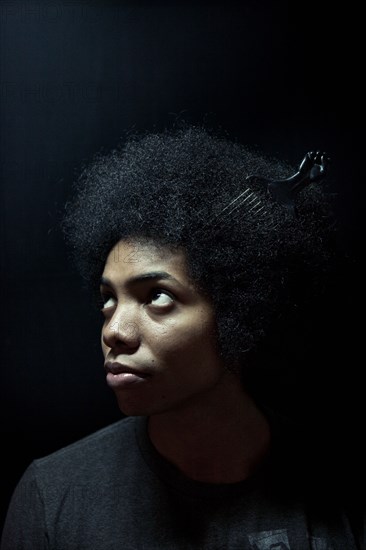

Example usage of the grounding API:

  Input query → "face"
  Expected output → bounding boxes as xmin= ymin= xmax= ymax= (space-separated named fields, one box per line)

xmin=100 ymin=239 xmax=229 ymax=417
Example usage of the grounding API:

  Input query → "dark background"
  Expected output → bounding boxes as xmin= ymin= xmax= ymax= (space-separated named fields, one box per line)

xmin=0 ymin=0 xmax=363 ymax=531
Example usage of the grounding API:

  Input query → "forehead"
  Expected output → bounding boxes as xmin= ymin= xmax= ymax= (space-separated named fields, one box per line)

xmin=102 ymin=239 xmax=190 ymax=283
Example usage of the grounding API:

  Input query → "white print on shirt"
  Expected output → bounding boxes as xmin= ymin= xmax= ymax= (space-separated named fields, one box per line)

xmin=247 ymin=529 xmax=335 ymax=550
xmin=247 ymin=529 xmax=290 ymax=550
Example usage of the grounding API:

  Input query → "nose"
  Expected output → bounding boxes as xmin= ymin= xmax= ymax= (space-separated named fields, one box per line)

xmin=101 ymin=307 xmax=140 ymax=352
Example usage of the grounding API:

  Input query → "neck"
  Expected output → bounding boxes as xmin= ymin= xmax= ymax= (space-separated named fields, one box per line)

xmin=147 ymin=370 xmax=271 ymax=484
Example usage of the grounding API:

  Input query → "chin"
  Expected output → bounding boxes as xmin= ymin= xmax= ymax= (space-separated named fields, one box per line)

xmin=115 ymin=396 xmax=164 ymax=417
xmin=115 ymin=394 xmax=187 ymax=418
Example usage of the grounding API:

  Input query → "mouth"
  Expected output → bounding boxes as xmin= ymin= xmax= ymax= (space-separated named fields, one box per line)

xmin=104 ymin=362 xmax=151 ymax=378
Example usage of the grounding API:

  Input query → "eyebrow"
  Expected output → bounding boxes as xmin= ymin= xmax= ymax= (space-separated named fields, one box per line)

xmin=100 ymin=271 xmax=182 ymax=288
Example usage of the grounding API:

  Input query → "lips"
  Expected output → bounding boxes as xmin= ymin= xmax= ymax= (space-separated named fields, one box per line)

xmin=104 ymin=361 xmax=151 ymax=378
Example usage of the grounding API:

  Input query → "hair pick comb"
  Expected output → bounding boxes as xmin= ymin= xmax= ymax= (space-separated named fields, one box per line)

xmin=198 ymin=150 xmax=330 ymax=236
xmin=246 ymin=150 xmax=330 ymax=214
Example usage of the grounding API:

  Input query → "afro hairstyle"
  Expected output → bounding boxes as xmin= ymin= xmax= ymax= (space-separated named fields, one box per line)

xmin=62 ymin=125 xmax=337 ymax=372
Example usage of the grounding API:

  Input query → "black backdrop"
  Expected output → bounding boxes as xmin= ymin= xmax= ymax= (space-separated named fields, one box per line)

xmin=0 ymin=0 xmax=363 ymax=531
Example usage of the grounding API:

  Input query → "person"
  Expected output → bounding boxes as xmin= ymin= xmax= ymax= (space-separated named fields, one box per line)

xmin=1 ymin=126 xmax=362 ymax=549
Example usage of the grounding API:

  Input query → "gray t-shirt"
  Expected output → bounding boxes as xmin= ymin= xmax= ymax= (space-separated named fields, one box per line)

xmin=0 ymin=415 xmax=362 ymax=549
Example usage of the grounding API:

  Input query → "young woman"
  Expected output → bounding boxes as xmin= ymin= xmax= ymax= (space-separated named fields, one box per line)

xmin=1 ymin=126 xmax=361 ymax=549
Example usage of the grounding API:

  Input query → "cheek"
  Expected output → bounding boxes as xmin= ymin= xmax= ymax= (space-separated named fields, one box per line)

xmin=152 ymin=313 xmax=218 ymax=359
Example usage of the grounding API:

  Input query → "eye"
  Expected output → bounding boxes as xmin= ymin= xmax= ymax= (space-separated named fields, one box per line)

xmin=100 ymin=293 xmax=117 ymax=310
xmin=149 ymin=289 xmax=174 ymax=307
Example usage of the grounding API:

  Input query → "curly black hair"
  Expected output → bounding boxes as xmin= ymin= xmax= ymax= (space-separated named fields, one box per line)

xmin=62 ymin=125 xmax=337 ymax=372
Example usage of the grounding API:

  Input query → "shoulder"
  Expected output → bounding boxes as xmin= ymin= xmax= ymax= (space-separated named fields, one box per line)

xmin=1 ymin=418 xmax=147 ymax=548
xmin=37 ymin=416 xmax=133 ymax=462
xmin=30 ymin=416 xmax=140 ymax=486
